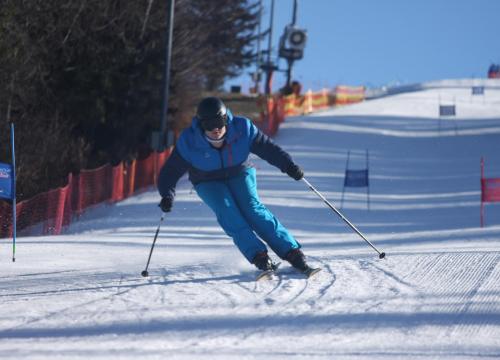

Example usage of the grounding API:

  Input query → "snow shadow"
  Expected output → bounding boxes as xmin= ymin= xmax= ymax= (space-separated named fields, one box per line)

xmin=1 ymin=311 xmax=499 ymax=339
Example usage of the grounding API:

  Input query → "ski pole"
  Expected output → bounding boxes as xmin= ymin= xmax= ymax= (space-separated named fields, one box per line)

xmin=141 ymin=214 xmax=165 ymax=277
xmin=302 ymin=177 xmax=386 ymax=259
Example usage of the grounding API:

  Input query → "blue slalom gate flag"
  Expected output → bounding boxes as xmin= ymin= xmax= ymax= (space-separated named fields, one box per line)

xmin=439 ymin=105 xmax=456 ymax=117
xmin=0 ymin=162 xmax=13 ymax=200
xmin=341 ymin=149 xmax=370 ymax=210
xmin=472 ymin=86 xmax=484 ymax=95
xmin=344 ymin=169 xmax=369 ymax=187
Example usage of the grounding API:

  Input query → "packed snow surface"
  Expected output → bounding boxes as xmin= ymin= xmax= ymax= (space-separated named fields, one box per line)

xmin=1 ymin=83 xmax=500 ymax=359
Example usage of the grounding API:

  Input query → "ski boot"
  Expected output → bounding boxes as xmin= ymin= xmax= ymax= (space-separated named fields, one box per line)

xmin=253 ymin=252 xmax=280 ymax=280
xmin=253 ymin=252 xmax=279 ymax=271
xmin=285 ymin=248 xmax=321 ymax=278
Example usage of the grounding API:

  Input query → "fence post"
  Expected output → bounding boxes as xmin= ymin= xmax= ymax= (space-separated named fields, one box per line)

xmin=481 ymin=157 xmax=484 ymax=227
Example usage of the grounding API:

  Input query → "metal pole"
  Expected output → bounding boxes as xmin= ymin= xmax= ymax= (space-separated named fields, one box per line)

xmin=265 ymin=0 xmax=275 ymax=95
xmin=366 ymin=149 xmax=370 ymax=210
xmin=292 ymin=0 xmax=298 ymax=26
xmin=285 ymin=0 xmax=298 ymax=89
xmin=141 ymin=214 xmax=165 ymax=277
xmin=340 ymin=150 xmax=350 ymax=209
xmin=302 ymin=177 xmax=386 ymax=259
xmin=159 ymin=0 xmax=175 ymax=150
xmin=481 ymin=157 xmax=484 ymax=227
xmin=254 ymin=0 xmax=263 ymax=93
xmin=286 ymin=59 xmax=293 ymax=89
xmin=11 ymin=123 xmax=16 ymax=262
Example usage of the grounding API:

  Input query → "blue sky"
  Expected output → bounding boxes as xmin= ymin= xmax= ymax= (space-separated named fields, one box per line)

xmin=226 ymin=0 xmax=500 ymax=92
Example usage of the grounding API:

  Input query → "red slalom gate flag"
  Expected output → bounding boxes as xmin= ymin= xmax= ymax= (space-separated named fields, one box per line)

xmin=480 ymin=157 xmax=500 ymax=227
xmin=482 ymin=178 xmax=500 ymax=202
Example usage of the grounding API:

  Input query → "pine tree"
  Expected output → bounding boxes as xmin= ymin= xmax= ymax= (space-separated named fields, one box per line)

xmin=0 ymin=0 xmax=258 ymax=199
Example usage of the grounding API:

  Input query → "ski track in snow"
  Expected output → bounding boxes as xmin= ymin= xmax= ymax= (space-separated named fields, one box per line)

xmin=1 ymin=84 xmax=500 ymax=359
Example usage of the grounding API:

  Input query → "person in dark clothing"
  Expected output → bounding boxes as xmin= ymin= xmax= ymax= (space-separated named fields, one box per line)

xmin=157 ymin=97 xmax=312 ymax=273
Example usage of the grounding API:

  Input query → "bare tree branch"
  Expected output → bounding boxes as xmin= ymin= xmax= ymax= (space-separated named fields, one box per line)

xmin=62 ymin=1 xmax=87 ymax=46
xmin=141 ymin=0 xmax=155 ymax=40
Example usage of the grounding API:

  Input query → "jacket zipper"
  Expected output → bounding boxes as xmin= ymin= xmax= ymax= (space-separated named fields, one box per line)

xmin=217 ymin=147 xmax=225 ymax=169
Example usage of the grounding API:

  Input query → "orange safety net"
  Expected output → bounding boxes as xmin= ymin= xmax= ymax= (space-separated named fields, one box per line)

xmin=255 ymin=88 xmax=339 ymax=136
xmin=0 ymin=149 xmax=172 ymax=238
xmin=256 ymin=95 xmax=284 ymax=137
xmin=334 ymin=85 xmax=365 ymax=105
xmin=282 ymin=89 xmax=333 ymax=117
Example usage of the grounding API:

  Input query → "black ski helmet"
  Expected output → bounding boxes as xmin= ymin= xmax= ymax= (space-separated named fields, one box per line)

xmin=196 ymin=97 xmax=227 ymax=131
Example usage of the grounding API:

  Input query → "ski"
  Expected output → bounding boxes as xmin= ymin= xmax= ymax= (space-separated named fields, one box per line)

xmin=255 ymin=262 xmax=281 ymax=281
xmin=256 ymin=263 xmax=322 ymax=281
xmin=303 ymin=267 xmax=322 ymax=278
xmin=256 ymin=269 xmax=276 ymax=281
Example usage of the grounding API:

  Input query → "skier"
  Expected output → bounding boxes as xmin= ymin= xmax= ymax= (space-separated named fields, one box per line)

xmin=157 ymin=97 xmax=315 ymax=276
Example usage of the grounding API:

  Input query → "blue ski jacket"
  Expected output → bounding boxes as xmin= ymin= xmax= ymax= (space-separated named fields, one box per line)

xmin=158 ymin=110 xmax=295 ymax=201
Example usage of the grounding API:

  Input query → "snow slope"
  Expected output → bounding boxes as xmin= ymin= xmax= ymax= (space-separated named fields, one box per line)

xmin=1 ymin=83 xmax=500 ymax=359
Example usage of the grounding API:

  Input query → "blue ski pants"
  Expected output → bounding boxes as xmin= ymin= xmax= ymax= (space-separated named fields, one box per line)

xmin=194 ymin=167 xmax=300 ymax=263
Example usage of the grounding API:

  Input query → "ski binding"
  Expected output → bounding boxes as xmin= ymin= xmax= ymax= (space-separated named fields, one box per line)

xmin=255 ymin=262 xmax=281 ymax=281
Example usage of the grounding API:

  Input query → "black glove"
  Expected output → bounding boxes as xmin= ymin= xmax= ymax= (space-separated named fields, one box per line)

xmin=286 ymin=163 xmax=304 ymax=181
xmin=159 ymin=197 xmax=173 ymax=213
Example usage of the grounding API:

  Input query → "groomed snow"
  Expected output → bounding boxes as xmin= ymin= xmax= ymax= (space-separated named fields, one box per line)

xmin=1 ymin=82 xmax=500 ymax=359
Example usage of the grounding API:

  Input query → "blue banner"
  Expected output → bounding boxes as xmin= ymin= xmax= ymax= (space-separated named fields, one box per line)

xmin=344 ymin=169 xmax=369 ymax=187
xmin=0 ymin=162 xmax=13 ymax=200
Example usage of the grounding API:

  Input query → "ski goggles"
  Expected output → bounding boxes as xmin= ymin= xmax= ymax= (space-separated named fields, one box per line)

xmin=199 ymin=115 xmax=227 ymax=131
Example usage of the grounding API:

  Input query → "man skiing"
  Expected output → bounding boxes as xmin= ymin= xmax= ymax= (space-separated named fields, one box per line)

xmin=157 ymin=97 xmax=316 ymax=276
